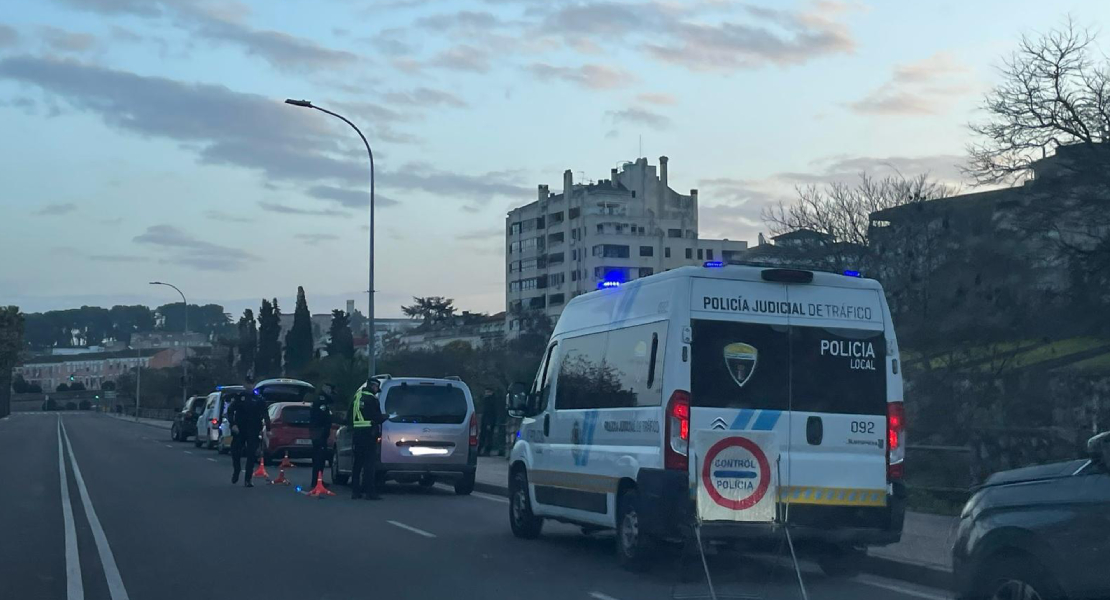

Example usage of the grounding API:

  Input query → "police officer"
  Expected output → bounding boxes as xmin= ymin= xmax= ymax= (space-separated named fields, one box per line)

xmin=228 ymin=388 xmax=270 ymax=487
xmin=349 ymin=378 xmax=387 ymax=500
xmin=478 ymin=388 xmax=501 ymax=456
xmin=308 ymin=383 xmax=335 ymax=489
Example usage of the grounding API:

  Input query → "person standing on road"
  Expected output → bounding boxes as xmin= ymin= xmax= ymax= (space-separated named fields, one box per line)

xmin=349 ymin=379 xmax=387 ymax=500
xmin=477 ymin=388 xmax=502 ymax=456
xmin=308 ymin=383 xmax=336 ymax=488
xmin=228 ymin=388 xmax=270 ymax=487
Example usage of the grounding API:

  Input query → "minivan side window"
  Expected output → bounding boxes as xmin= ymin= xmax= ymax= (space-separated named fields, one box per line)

xmin=555 ymin=322 xmax=667 ymax=410
xmin=534 ymin=343 xmax=558 ymax=412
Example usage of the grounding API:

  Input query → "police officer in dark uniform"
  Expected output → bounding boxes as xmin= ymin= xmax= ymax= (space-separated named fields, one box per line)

xmin=308 ymin=383 xmax=335 ymax=489
xmin=349 ymin=379 xmax=387 ymax=500
xmin=228 ymin=388 xmax=270 ymax=487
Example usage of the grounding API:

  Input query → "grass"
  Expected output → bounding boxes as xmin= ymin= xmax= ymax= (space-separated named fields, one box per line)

xmin=905 ymin=487 xmax=967 ymax=517
xmin=910 ymin=337 xmax=1110 ymax=374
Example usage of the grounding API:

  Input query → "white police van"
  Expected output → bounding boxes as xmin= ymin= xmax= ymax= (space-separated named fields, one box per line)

xmin=506 ymin=264 xmax=905 ymax=573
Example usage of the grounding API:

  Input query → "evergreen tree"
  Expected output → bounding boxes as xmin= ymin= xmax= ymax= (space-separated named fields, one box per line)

xmin=326 ymin=309 xmax=355 ymax=360
xmin=255 ymin=299 xmax=282 ymax=378
xmin=284 ymin=287 xmax=314 ymax=374
xmin=236 ymin=309 xmax=257 ymax=378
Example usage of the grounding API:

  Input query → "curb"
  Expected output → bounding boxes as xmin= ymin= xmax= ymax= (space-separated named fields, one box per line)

xmin=103 ymin=413 xmax=172 ymax=431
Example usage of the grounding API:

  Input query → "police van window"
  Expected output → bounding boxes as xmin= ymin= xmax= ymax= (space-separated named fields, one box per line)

xmin=691 ymin=320 xmax=789 ymax=410
xmin=537 ymin=343 xmax=559 ymax=412
xmin=555 ymin=331 xmax=611 ymax=410
xmin=605 ymin=322 xmax=667 ymax=407
xmin=792 ymin=326 xmax=886 ymax=415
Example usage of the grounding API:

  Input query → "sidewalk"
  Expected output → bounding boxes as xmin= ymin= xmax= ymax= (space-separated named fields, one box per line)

xmin=104 ymin=412 xmax=172 ymax=430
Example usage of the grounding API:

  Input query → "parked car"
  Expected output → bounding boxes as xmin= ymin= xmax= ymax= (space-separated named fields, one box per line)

xmin=261 ymin=401 xmax=337 ymax=464
xmin=171 ymin=395 xmax=206 ymax=441
xmin=952 ymin=431 xmax=1110 ymax=600
xmin=195 ymin=386 xmax=244 ymax=449
xmin=332 ymin=377 xmax=477 ymax=495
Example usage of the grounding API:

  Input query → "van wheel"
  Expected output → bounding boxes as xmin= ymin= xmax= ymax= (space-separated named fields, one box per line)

xmin=171 ymin=424 xmax=180 ymax=441
xmin=509 ymin=470 xmax=543 ymax=539
xmin=976 ymin=555 xmax=1062 ymax=600
xmin=617 ymin=489 xmax=656 ymax=571
xmin=193 ymin=437 xmax=203 ymax=448
xmin=454 ymin=472 xmax=475 ymax=495
xmin=331 ymin=451 xmax=349 ymax=485
xmin=815 ymin=545 xmax=864 ymax=579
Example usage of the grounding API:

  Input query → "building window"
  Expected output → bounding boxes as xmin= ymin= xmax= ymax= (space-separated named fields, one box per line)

xmin=548 ymin=232 xmax=564 ymax=244
xmin=510 ymin=222 xmax=522 ymax=235
xmin=668 ymin=228 xmax=682 ymax=238
xmin=569 ymin=207 xmax=580 ymax=219
xmin=706 ymin=249 xmax=714 ymax=260
xmin=665 ymin=247 xmax=671 ymax=258
xmin=697 ymin=248 xmax=703 ymax=260
xmin=592 ymin=244 xmax=630 ymax=258
xmin=639 ymin=245 xmax=653 ymax=257
xmin=529 ymin=296 xmax=546 ymax=309
xmin=548 ymin=252 xmax=564 ymax=265
xmin=571 ymin=270 xmax=578 ymax=281
xmin=549 ymin=293 xmax=565 ymax=306
xmin=686 ymin=229 xmax=695 ymax=239
xmin=550 ymin=272 xmax=565 ymax=286
xmin=685 ymin=248 xmax=693 ymax=259
xmin=549 ymin=211 xmax=564 ymax=224
xmin=597 ymin=224 xmax=604 ymax=234
xmin=638 ymin=267 xmax=654 ymax=278
xmin=536 ymin=216 xmax=545 ymax=229
xmin=594 ymin=266 xmax=630 ymax=280
xmin=509 ymin=260 xmax=519 ymax=273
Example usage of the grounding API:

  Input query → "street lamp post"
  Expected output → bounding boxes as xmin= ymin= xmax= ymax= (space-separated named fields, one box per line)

xmin=150 ymin=281 xmax=188 ymax=410
xmin=284 ymin=98 xmax=377 ymax=383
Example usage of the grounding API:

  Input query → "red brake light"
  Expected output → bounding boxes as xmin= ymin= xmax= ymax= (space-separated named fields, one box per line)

xmin=211 ymin=418 xmax=218 ymax=425
xmin=468 ymin=413 xmax=478 ymax=447
xmin=664 ymin=390 xmax=690 ymax=470
xmin=887 ymin=402 xmax=905 ymax=481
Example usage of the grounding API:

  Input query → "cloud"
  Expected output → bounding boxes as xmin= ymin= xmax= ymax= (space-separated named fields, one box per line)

xmin=606 ymin=107 xmax=672 ymax=129
xmin=88 ymin=254 xmax=149 ymax=263
xmin=636 ymin=92 xmax=676 ymax=105
xmin=50 ymin=0 xmax=165 ymax=16
xmin=259 ymin=202 xmax=349 ymax=217
xmin=109 ymin=25 xmax=143 ymax=43
xmin=430 ymin=45 xmax=491 ymax=73
xmin=642 ymin=3 xmax=855 ymax=71
xmin=458 ymin=227 xmax=503 ymax=241
xmin=203 ymin=209 xmax=251 ymax=223
xmin=382 ymin=87 xmax=467 ymax=108
xmin=307 ymin=185 xmax=400 ymax=209
xmin=34 ymin=202 xmax=77 ymax=216
xmin=526 ymin=63 xmax=636 ymax=90
xmin=383 ymin=162 xmax=530 ymax=203
xmin=416 ymin=10 xmax=506 ymax=31
xmin=331 ymin=100 xmax=415 ymax=123
xmin=39 ymin=26 xmax=98 ymax=53
xmin=366 ymin=28 xmax=416 ymax=56
xmin=848 ymin=52 xmax=972 ymax=116
xmin=133 ymin=224 xmax=255 ymax=271
xmin=0 ymin=24 xmax=19 ymax=48
xmin=294 ymin=233 xmax=339 ymax=246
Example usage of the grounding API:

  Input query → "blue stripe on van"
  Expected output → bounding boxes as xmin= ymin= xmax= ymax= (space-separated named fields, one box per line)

xmin=751 ymin=410 xmax=781 ymax=431
xmin=729 ymin=409 xmax=756 ymax=430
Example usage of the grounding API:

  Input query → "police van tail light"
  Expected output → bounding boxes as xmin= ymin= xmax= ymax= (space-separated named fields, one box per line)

xmin=665 ymin=390 xmax=691 ymax=470
xmin=468 ymin=413 xmax=478 ymax=447
xmin=887 ymin=401 xmax=905 ymax=481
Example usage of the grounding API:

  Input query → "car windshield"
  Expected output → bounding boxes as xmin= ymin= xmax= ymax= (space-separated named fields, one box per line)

xmin=8 ymin=3 xmax=1110 ymax=599
xmin=384 ymin=385 xmax=468 ymax=424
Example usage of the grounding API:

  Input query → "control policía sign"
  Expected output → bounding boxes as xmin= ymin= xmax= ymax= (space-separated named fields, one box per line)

xmin=694 ymin=430 xmax=778 ymax=523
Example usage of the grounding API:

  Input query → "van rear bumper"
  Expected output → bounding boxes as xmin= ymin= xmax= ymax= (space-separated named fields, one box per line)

xmin=637 ymin=468 xmax=905 ymax=547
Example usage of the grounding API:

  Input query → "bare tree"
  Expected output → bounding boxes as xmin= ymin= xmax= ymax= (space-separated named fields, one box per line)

xmin=967 ymin=17 xmax=1110 ymax=184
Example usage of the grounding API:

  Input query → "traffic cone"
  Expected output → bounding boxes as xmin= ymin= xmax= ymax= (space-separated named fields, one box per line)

xmin=252 ymin=456 xmax=270 ymax=480
xmin=305 ymin=472 xmax=335 ymax=498
xmin=270 ymin=468 xmax=290 ymax=486
xmin=279 ymin=451 xmax=295 ymax=469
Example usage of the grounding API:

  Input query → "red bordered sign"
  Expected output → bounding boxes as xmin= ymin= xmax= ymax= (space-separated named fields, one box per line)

xmin=695 ymin=431 xmax=777 ymax=522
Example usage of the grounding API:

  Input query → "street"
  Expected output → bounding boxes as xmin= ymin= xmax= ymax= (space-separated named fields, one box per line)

xmin=0 ymin=412 xmax=948 ymax=600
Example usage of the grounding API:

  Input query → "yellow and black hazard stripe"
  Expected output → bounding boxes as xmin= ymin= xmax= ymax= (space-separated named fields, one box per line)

xmin=777 ymin=486 xmax=887 ymax=507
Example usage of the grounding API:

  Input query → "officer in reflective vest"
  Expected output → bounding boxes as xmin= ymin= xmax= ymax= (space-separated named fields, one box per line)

xmin=349 ymin=379 xmax=387 ymax=500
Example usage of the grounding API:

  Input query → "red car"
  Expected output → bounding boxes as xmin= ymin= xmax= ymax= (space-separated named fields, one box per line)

xmin=261 ymin=402 xmax=337 ymax=464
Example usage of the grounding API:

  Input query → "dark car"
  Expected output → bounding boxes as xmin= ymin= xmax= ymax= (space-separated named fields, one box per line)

xmin=952 ymin=432 xmax=1110 ymax=600
xmin=171 ymin=395 xmax=207 ymax=442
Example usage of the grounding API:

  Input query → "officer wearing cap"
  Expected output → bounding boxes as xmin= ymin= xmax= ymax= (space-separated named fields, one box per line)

xmin=308 ymin=383 xmax=336 ymax=489
xmin=349 ymin=378 xmax=387 ymax=500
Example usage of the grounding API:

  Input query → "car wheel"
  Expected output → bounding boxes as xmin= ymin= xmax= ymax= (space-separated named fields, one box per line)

xmin=977 ymin=555 xmax=1063 ymax=600
xmin=171 ymin=424 xmax=180 ymax=441
xmin=419 ymin=476 xmax=436 ymax=488
xmin=616 ymin=489 xmax=656 ymax=572
xmin=454 ymin=472 xmax=475 ymax=495
xmin=207 ymin=440 xmax=217 ymax=450
xmin=193 ymin=437 xmax=203 ymax=448
xmin=815 ymin=545 xmax=864 ymax=579
xmin=331 ymin=451 xmax=349 ymax=485
xmin=508 ymin=470 xmax=543 ymax=539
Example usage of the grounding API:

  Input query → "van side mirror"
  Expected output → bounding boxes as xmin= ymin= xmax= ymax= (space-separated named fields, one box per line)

xmin=1087 ymin=432 xmax=1110 ymax=466
xmin=506 ymin=382 xmax=531 ymax=418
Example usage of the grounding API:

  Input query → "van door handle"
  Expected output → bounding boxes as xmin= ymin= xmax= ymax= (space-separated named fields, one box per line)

xmin=806 ymin=416 xmax=823 ymax=445
xmin=543 ymin=414 xmax=550 ymax=437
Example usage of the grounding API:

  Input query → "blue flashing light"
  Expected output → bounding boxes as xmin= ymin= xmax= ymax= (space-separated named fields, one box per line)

xmin=843 ymin=270 xmax=862 ymax=277
xmin=216 ymin=385 xmax=224 ymax=391
xmin=295 ymin=486 xmax=303 ymax=492
xmin=703 ymin=261 xmax=724 ymax=268
xmin=598 ymin=280 xmax=622 ymax=289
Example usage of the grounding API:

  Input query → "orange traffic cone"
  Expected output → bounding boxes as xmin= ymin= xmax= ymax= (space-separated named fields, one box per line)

xmin=305 ymin=472 xmax=335 ymax=497
xmin=270 ymin=468 xmax=290 ymax=486
xmin=252 ymin=456 xmax=270 ymax=480
xmin=279 ymin=451 xmax=295 ymax=469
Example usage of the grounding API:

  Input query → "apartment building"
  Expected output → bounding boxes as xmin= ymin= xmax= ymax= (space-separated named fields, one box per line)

xmin=15 ymin=347 xmax=183 ymax=391
xmin=505 ymin=156 xmax=747 ymax=331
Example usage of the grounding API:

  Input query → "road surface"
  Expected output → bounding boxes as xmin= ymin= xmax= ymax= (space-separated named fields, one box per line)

xmin=0 ymin=412 xmax=950 ymax=600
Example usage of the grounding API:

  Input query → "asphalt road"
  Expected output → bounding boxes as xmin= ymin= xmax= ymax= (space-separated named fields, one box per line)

xmin=0 ymin=412 xmax=951 ymax=600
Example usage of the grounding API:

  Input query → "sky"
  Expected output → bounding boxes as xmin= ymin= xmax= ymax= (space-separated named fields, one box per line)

xmin=2 ymin=0 xmax=1108 ymax=318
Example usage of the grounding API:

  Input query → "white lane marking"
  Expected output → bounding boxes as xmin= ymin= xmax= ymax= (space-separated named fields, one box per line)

xmin=433 ymin=483 xmax=509 ymax=503
xmin=61 ymin=420 xmax=131 ymax=600
xmin=589 ymin=592 xmax=621 ymax=600
xmin=184 ymin=451 xmax=193 ymax=455
xmin=164 ymin=444 xmax=173 ymax=448
xmin=386 ymin=520 xmax=437 ymax=538
xmin=207 ymin=458 xmax=218 ymax=463
xmin=853 ymin=574 xmax=950 ymax=600
xmin=58 ymin=419 xmax=84 ymax=600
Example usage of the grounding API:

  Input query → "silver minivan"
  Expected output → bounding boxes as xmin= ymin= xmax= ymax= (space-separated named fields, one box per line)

xmin=332 ymin=377 xmax=478 ymax=495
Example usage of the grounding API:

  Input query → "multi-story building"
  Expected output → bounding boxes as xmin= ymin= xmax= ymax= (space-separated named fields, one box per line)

xmin=505 ymin=156 xmax=748 ymax=331
xmin=15 ymin=347 xmax=184 ymax=392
